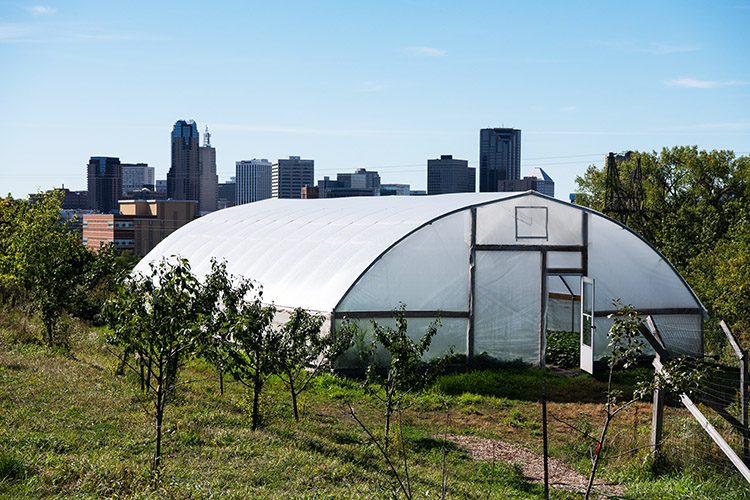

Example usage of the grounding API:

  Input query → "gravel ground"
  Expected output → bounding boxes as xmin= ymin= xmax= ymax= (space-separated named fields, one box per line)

xmin=446 ymin=435 xmax=626 ymax=497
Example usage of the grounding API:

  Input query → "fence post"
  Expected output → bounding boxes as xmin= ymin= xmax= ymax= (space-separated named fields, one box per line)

xmin=720 ymin=321 xmax=749 ymax=465
xmin=638 ymin=317 xmax=669 ymax=453
xmin=651 ymin=354 xmax=665 ymax=452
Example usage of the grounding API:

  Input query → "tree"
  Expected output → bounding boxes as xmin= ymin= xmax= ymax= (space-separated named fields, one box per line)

xmin=575 ymin=147 xmax=750 ymax=335
xmin=103 ymin=257 xmax=214 ymax=473
xmin=277 ymin=308 xmax=353 ymax=422
xmin=71 ymin=243 xmax=138 ymax=324
xmin=194 ymin=258 xmax=241 ymax=395
xmin=217 ymin=279 xmax=278 ymax=431
xmin=686 ymin=225 xmax=750 ymax=337
xmin=583 ymin=304 xmax=644 ymax=499
xmin=0 ymin=191 xmax=90 ymax=347
xmin=361 ymin=304 xmax=448 ymax=453
xmin=581 ymin=302 xmax=713 ymax=499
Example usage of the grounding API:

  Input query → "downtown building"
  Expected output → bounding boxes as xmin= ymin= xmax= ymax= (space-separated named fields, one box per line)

xmin=82 ymin=199 xmax=198 ymax=256
xmin=167 ymin=120 xmax=200 ymax=209
xmin=427 ymin=155 xmax=475 ymax=195
xmin=479 ymin=128 xmax=521 ymax=192
xmin=218 ymin=178 xmax=236 ymax=209
xmin=121 ymin=163 xmax=155 ymax=194
xmin=272 ymin=156 xmax=314 ymax=199
xmin=87 ymin=156 xmax=122 ymax=213
xmin=236 ymin=159 xmax=272 ymax=205
xmin=167 ymin=120 xmax=218 ymax=214
xmin=199 ymin=127 xmax=218 ymax=214
xmin=317 ymin=168 xmax=381 ymax=198
xmin=498 ymin=167 xmax=555 ymax=197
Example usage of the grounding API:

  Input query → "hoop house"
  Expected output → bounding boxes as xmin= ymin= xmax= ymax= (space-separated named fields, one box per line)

xmin=134 ymin=192 xmax=705 ymax=366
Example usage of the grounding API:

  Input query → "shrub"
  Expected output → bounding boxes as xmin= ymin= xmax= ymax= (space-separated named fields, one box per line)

xmin=545 ymin=330 xmax=579 ymax=368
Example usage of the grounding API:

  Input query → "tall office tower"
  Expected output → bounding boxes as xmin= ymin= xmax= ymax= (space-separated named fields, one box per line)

xmin=236 ymin=159 xmax=272 ymax=205
xmin=272 ymin=156 xmax=314 ymax=199
xmin=479 ymin=128 xmax=521 ymax=192
xmin=87 ymin=156 xmax=122 ymax=213
xmin=427 ymin=155 xmax=475 ymax=195
xmin=121 ymin=163 xmax=155 ymax=194
xmin=167 ymin=120 xmax=201 ymax=213
xmin=199 ymin=127 xmax=218 ymax=213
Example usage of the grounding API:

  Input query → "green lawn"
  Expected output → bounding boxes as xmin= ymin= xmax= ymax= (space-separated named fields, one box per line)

xmin=0 ymin=320 xmax=747 ymax=499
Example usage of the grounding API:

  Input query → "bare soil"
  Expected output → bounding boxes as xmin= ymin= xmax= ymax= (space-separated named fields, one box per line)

xmin=446 ymin=434 xmax=627 ymax=498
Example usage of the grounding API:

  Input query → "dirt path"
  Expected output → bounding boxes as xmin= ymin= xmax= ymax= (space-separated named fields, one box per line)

xmin=446 ymin=435 xmax=626 ymax=498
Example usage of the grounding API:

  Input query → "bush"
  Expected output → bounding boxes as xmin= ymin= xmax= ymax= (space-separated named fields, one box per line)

xmin=545 ymin=330 xmax=579 ymax=368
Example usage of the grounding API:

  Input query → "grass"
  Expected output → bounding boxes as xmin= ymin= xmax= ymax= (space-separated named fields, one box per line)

xmin=0 ymin=317 xmax=748 ymax=499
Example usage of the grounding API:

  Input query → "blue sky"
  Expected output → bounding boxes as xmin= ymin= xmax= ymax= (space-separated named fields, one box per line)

xmin=1 ymin=0 xmax=749 ymax=200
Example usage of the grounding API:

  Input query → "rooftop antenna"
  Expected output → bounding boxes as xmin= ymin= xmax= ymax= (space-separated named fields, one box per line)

xmin=203 ymin=126 xmax=211 ymax=147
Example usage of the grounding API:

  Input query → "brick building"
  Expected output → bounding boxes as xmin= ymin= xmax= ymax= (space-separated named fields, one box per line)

xmin=82 ymin=200 xmax=198 ymax=257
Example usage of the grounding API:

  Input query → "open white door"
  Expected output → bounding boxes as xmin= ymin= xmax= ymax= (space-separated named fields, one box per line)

xmin=580 ymin=277 xmax=594 ymax=374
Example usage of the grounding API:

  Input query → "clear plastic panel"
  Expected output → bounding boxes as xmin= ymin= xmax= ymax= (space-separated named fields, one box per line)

xmin=473 ymin=250 xmax=541 ymax=364
xmin=593 ymin=313 xmax=703 ymax=361
xmin=337 ymin=212 xmax=470 ymax=312
xmin=547 ymin=251 xmax=582 ymax=269
xmin=650 ymin=315 xmax=703 ymax=357
xmin=588 ymin=215 xmax=699 ymax=311
xmin=334 ymin=317 xmax=467 ymax=368
xmin=547 ymin=297 xmax=580 ymax=332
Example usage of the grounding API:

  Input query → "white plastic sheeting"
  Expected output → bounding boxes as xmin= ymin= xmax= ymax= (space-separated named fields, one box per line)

xmin=334 ymin=317 xmax=468 ymax=367
xmin=588 ymin=216 xmax=698 ymax=312
xmin=337 ymin=211 xmax=470 ymax=312
xmin=136 ymin=191 xmax=706 ymax=365
xmin=135 ymin=193 xmax=508 ymax=312
xmin=473 ymin=251 xmax=542 ymax=363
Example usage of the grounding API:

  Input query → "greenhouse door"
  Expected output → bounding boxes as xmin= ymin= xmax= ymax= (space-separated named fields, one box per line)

xmin=473 ymin=251 xmax=542 ymax=364
xmin=580 ymin=277 xmax=594 ymax=374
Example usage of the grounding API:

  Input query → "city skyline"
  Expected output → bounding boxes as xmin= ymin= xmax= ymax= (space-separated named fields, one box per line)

xmin=1 ymin=1 xmax=749 ymax=200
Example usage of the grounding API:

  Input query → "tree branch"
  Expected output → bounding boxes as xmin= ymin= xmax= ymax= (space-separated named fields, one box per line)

xmin=346 ymin=402 xmax=411 ymax=499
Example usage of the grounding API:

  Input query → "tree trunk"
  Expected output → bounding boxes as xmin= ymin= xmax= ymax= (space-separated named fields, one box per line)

xmin=153 ymin=382 xmax=164 ymax=475
xmin=384 ymin=396 xmax=393 ymax=454
xmin=290 ymin=372 xmax=299 ymax=422
xmin=585 ymin=414 xmax=612 ymax=499
xmin=252 ymin=374 xmax=262 ymax=431
xmin=219 ymin=371 xmax=224 ymax=396
xmin=45 ymin=317 xmax=54 ymax=347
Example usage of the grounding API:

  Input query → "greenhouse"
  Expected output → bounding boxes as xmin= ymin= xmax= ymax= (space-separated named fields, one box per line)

xmin=134 ymin=191 xmax=705 ymax=369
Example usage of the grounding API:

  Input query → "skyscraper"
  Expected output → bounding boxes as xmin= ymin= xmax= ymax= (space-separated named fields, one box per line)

xmin=479 ymin=128 xmax=521 ymax=192
xmin=167 ymin=120 xmax=200 ymax=212
xmin=199 ymin=127 xmax=218 ymax=213
xmin=272 ymin=156 xmax=314 ymax=199
xmin=427 ymin=155 xmax=475 ymax=195
xmin=236 ymin=159 xmax=272 ymax=205
xmin=87 ymin=156 xmax=122 ymax=213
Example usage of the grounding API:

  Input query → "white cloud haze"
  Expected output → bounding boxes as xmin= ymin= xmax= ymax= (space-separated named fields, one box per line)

xmin=402 ymin=46 xmax=446 ymax=57
xmin=27 ymin=5 xmax=56 ymax=16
